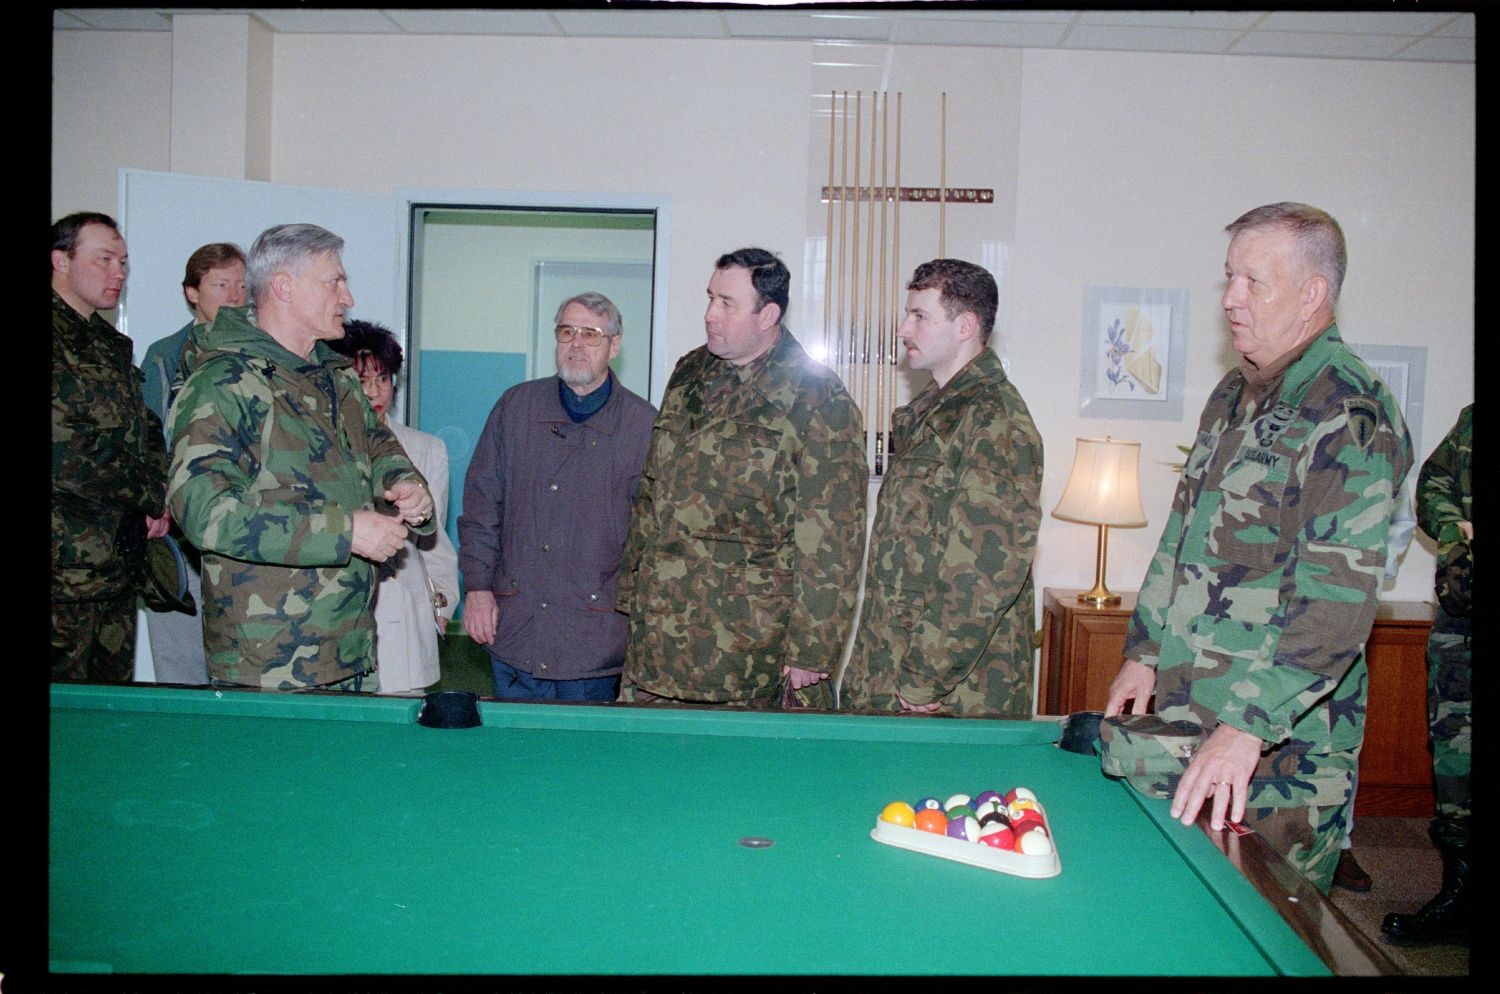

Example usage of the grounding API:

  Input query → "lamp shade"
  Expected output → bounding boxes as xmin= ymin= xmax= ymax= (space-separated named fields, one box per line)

xmin=1052 ymin=436 xmax=1147 ymax=528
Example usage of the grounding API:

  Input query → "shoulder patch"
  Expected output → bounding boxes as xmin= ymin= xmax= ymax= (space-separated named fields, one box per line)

xmin=1344 ymin=397 xmax=1378 ymax=451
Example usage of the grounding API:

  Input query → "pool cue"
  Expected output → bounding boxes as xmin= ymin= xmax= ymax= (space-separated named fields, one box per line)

xmin=939 ymin=91 xmax=947 ymax=257
xmin=824 ymin=90 xmax=835 ymax=362
xmin=837 ymin=92 xmax=849 ymax=373
xmin=861 ymin=89 xmax=877 ymax=459
xmin=848 ymin=90 xmax=862 ymax=391
xmin=875 ymin=90 xmax=889 ymax=475
xmin=887 ymin=92 xmax=903 ymax=474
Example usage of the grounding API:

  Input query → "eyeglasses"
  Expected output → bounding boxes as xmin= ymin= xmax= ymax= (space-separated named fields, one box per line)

xmin=354 ymin=349 xmax=392 ymax=387
xmin=555 ymin=324 xmax=612 ymax=347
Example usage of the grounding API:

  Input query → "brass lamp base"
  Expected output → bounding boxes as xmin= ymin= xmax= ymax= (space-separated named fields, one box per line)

xmin=1075 ymin=523 xmax=1121 ymax=606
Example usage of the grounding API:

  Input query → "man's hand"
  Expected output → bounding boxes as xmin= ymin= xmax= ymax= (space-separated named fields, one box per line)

xmin=351 ymin=509 xmax=408 ymax=562
xmin=464 ymin=590 xmax=500 ymax=646
xmin=781 ymin=665 xmax=828 ymax=691
xmin=1170 ymin=722 xmax=1264 ymax=830
xmin=895 ymin=690 xmax=943 ymax=714
xmin=386 ymin=481 xmax=434 ymax=527
xmin=1104 ymin=659 xmax=1156 ymax=717
xmin=145 ymin=510 xmax=171 ymax=541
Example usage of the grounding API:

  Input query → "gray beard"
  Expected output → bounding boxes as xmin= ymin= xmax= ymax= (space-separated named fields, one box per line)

xmin=559 ymin=365 xmax=606 ymax=391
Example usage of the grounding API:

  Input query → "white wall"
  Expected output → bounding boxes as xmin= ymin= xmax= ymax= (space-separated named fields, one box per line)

xmin=52 ymin=23 xmax=1474 ymax=622
xmin=1012 ymin=49 xmax=1473 ymax=604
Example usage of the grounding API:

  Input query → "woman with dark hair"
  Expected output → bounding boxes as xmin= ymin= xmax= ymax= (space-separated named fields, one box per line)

xmin=331 ymin=320 xmax=459 ymax=694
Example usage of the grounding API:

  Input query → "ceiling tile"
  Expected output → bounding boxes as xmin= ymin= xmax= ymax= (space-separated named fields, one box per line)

xmin=382 ymin=9 xmax=563 ymax=35
xmin=552 ymin=9 xmax=727 ymax=38
xmin=1437 ymin=13 xmax=1477 ymax=38
xmin=892 ymin=18 xmax=1069 ymax=47
xmin=53 ymin=9 xmax=93 ymax=30
xmin=1259 ymin=11 xmax=1459 ymax=35
xmin=892 ymin=9 xmax=1076 ymax=25
xmin=253 ymin=9 xmax=403 ymax=34
xmin=55 ymin=8 xmax=172 ymax=31
xmin=1231 ymin=30 xmax=1412 ymax=60
xmin=1396 ymin=35 xmax=1478 ymax=63
xmin=723 ymin=11 xmax=891 ymax=42
xmin=1063 ymin=25 xmax=1243 ymax=55
xmin=1076 ymin=10 xmax=1264 ymax=31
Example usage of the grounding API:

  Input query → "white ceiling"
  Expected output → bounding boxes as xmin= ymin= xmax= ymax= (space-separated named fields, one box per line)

xmin=53 ymin=5 xmax=1476 ymax=64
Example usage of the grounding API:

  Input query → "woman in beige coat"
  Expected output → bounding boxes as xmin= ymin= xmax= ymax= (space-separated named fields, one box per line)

xmin=333 ymin=320 xmax=459 ymax=694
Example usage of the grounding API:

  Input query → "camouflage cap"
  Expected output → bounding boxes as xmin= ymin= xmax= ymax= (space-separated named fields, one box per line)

xmin=1099 ymin=714 xmax=1205 ymax=799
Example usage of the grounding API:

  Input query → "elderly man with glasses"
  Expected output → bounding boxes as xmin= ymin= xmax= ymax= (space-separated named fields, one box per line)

xmin=458 ymin=291 xmax=656 ymax=701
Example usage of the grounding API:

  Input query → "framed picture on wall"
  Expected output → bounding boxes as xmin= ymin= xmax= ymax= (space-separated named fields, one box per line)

xmin=1079 ymin=285 xmax=1188 ymax=421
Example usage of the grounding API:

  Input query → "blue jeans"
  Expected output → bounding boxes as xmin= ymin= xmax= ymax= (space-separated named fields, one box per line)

xmin=490 ymin=656 xmax=619 ymax=702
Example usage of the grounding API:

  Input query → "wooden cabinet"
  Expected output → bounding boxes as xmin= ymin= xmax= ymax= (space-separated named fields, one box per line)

xmin=1038 ymin=588 xmax=1435 ymax=816
xmin=1038 ymin=589 xmax=1139 ymax=717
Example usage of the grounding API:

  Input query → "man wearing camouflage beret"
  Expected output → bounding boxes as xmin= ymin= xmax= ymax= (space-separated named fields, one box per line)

xmin=841 ymin=258 xmax=1042 ymax=716
xmin=167 ymin=223 xmax=435 ymax=690
xmin=617 ymin=247 xmax=868 ymax=707
xmin=1105 ymin=203 xmax=1412 ymax=895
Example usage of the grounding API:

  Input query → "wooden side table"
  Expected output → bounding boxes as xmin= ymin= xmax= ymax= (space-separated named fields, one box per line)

xmin=1037 ymin=588 xmax=1137 ymax=717
xmin=1037 ymin=588 xmax=1436 ymax=816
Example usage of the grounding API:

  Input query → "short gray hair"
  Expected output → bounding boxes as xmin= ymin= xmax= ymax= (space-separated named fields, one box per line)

xmin=553 ymin=291 xmax=623 ymax=338
xmin=1225 ymin=202 xmax=1347 ymax=307
xmin=248 ymin=223 xmax=345 ymax=302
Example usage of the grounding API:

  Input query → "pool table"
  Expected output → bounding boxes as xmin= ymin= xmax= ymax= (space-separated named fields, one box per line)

xmin=48 ymin=684 xmax=1386 ymax=977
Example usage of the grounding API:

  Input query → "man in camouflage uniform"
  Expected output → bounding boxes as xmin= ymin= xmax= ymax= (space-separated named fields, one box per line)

xmin=617 ymin=248 xmax=868 ymax=707
xmin=1383 ymin=403 xmax=1472 ymax=943
xmin=842 ymin=259 xmax=1042 ymax=716
xmin=1104 ymin=203 xmax=1411 ymax=895
xmin=167 ymin=224 xmax=435 ymax=689
xmin=51 ymin=212 xmax=169 ymax=682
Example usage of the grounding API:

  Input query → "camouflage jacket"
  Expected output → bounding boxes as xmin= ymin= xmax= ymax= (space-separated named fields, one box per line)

xmin=166 ymin=306 xmax=434 ymax=688
xmin=844 ymin=349 xmax=1042 ymax=716
xmin=1125 ymin=325 xmax=1411 ymax=802
xmin=617 ymin=331 xmax=868 ymax=701
xmin=51 ymin=291 xmax=168 ymax=602
xmin=1417 ymin=403 xmax=1472 ymax=616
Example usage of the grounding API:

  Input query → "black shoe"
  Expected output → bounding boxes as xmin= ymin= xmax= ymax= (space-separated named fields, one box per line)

xmin=1380 ymin=845 xmax=1469 ymax=945
xmin=1333 ymin=849 xmax=1372 ymax=892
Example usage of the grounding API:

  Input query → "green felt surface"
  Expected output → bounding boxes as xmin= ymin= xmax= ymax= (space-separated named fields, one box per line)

xmin=50 ymin=684 xmax=1327 ymax=976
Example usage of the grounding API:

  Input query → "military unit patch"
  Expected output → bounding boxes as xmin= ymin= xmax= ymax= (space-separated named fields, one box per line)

xmin=1343 ymin=397 xmax=1378 ymax=451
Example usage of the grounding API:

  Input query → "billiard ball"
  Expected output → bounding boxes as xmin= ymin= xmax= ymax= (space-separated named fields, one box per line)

xmin=915 ymin=797 xmax=944 ymax=812
xmin=944 ymin=793 xmax=972 ymax=811
xmin=914 ymin=808 xmax=948 ymax=834
xmin=945 ymin=815 xmax=982 ymax=843
xmin=1006 ymin=787 xmax=1036 ymax=804
xmin=979 ymin=826 xmax=1015 ymax=850
xmin=1007 ymin=798 xmax=1039 ymax=818
xmin=973 ymin=790 xmax=1003 ymax=809
xmin=1017 ymin=825 xmax=1053 ymax=856
xmin=975 ymin=798 xmax=1007 ymax=819
xmin=946 ymin=804 xmax=977 ymax=821
xmin=1010 ymin=808 xmax=1044 ymax=834
xmin=978 ymin=810 xmax=1010 ymax=830
xmin=880 ymin=801 xmax=917 ymax=827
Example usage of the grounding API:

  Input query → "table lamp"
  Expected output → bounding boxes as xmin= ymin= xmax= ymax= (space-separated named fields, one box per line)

xmin=1051 ymin=436 xmax=1148 ymax=606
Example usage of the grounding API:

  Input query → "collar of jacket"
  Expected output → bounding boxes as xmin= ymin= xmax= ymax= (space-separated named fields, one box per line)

xmin=906 ymin=347 xmax=1008 ymax=442
xmin=51 ymin=289 xmax=128 ymax=354
xmin=186 ymin=304 xmax=354 ymax=379
xmin=712 ymin=328 xmax=817 ymax=420
xmin=1239 ymin=322 xmax=1347 ymax=408
xmin=540 ymin=370 xmax=627 ymax=436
